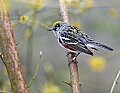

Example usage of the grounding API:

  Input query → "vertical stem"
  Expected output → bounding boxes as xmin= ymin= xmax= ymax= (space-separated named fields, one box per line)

xmin=26 ymin=13 xmax=37 ymax=80
xmin=110 ymin=70 xmax=120 ymax=93
xmin=0 ymin=0 xmax=28 ymax=93
xmin=26 ymin=28 xmax=33 ymax=80
xmin=68 ymin=53 xmax=81 ymax=93
xmin=26 ymin=14 xmax=37 ymax=80
xmin=59 ymin=0 xmax=81 ymax=93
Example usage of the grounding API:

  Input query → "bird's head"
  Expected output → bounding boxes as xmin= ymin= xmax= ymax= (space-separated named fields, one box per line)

xmin=48 ymin=21 xmax=68 ymax=38
xmin=48 ymin=21 xmax=62 ymax=32
xmin=52 ymin=21 xmax=61 ymax=29
xmin=48 ymin=21 xmax=67 ymax=33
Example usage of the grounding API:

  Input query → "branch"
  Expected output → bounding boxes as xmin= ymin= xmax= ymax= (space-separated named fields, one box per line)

xmin=28 ymin=51 xmax=42 ymax=88
xmin=110 ymin=70 xmax=120 ymax=93
xmin=0 ymin=0 xmax=28 ymax=93
xmin=59 ymin=0 xmax=69 ymax=24
xmin=63 ymin=80 xmax=71 ymax=87
xmin=59 ymin=0 xmax=81 ymax=93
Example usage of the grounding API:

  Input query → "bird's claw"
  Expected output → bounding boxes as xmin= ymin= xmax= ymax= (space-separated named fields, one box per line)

xmin=68 ymin=57 xmax=78 ymax=66
xmin=66 ymin=52 xmax=71 ymax=57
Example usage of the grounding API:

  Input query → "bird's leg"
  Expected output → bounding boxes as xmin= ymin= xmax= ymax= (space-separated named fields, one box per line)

xmin=72 ymin=52 xmax=81 ymax=62
xmin=68 ymin=52 xmax=81 ymax=66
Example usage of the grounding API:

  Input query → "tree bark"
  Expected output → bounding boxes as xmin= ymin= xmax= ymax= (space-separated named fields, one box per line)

xmin=0 ymin=0 xmax=28 ymax=93
xmin=59 ymin=0 xmax=81 ymax=93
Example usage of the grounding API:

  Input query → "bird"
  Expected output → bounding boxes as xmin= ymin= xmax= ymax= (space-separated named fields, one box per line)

xmin=48 ymin=21 xmax=113 ymax=63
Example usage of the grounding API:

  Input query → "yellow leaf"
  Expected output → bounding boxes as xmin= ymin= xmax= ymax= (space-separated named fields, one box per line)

xmin=79 ymin=0 xmax=94 ymax=13
xmin=43 ymin=83 xmax=65 ymax=93
xmin=89 ymin=56 xmax=106 ymax=72
xmin=109 ymin=8 xmax=118 ymax=18
xmin=18 ymin=15 xmax=29 ymax=24
xmin=66 ymin=0 xmax=95 ymax=13
xmin=30 ymin=0 xmax=44 ymax=11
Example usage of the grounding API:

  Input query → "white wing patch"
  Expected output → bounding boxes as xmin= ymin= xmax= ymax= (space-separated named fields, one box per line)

xmin=61 ymin=36 xmax=70 ymax=40
xmin=60 ymin=37 xmax=78 ymax=44
xmin=87 ymin=44 xmax=97 ymax=48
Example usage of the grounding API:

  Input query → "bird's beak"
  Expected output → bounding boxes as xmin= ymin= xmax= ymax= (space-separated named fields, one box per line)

xmin=48 ymin=28 xmax=53 ymax=31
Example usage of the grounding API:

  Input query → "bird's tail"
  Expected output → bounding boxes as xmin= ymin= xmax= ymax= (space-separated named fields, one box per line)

xmin=89 ymin=42 xmax=113 ymax=51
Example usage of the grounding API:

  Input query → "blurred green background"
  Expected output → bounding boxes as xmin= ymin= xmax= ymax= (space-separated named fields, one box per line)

xmin=0 ymin=0 xmax=120 ymax=93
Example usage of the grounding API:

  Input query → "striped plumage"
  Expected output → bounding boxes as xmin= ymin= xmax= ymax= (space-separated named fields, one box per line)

xmin=48 ymin=21 xmax=113 ymax=60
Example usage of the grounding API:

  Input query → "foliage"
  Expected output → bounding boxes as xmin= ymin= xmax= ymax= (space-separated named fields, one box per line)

xmin=42 ymin=83 xmax=65 ymax=93
xmin=109 ymin=8 xmax=118 ymax=18
xmin=66 ymin=0 xmax=95 ymax=13
xmin=89 ymin=56 xmax=106 ymax=72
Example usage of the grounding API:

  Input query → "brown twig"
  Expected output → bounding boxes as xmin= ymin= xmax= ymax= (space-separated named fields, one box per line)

xmin=59 ymin=0 xmax=81 ymax=93
xmin=63 ymin=80 xmax=71 ymax=87
xmin=0 ymin=0 xmax=28 ymax=93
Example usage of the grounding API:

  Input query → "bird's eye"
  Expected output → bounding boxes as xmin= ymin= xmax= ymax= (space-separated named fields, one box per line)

xmin=55 ymin=23 xmax=60 ymax=27
xmin=53 ymin=24 xmax=60 ymax=31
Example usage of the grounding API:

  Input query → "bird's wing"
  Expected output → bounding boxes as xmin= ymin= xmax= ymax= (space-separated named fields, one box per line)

xmin=74 ymin=28 xmax=113 ymax=51
xmin=64 ymin=25 xmax=113 ymax=51
xmin=68 ymin=26 xmax=100 ymax=51
xmin=59 ymin=32 xmax=93 ymax=55
xmin=66 ymin=25 xmax=94 ymax=43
